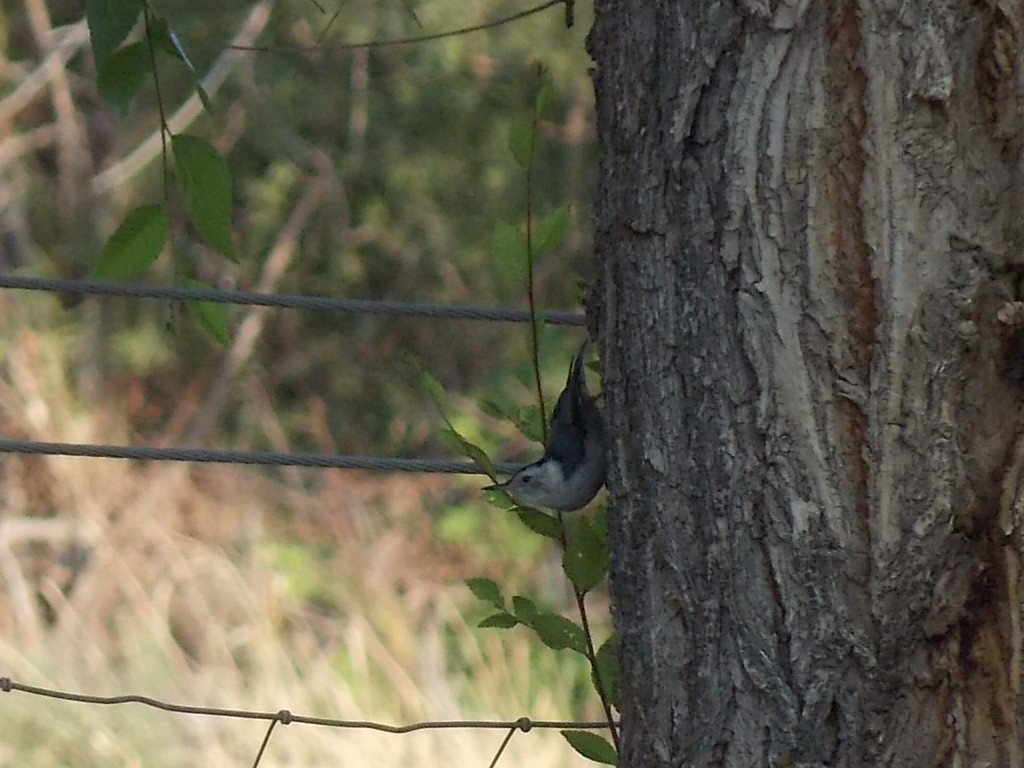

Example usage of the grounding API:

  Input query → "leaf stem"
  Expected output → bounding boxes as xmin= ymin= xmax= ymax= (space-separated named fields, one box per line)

xmin=557 ymin=513 xmax=620 ymax=752
xmin=520 ymin=75 xmax=618 ymax=753
xmin=141 ymin=4 xmax=169 ymax=201
xmin=141 ymin=3 xmax=177 ymax=327
xmin=524 ymin=107 xmax=547 ymax=441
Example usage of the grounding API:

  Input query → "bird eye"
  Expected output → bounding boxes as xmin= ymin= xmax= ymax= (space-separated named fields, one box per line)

xmin=521 ymin=476 xmax=531 ymax=484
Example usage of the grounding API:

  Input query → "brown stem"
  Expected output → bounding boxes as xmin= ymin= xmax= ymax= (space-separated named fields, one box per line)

xmin=520 ymin=70 xmax=618 ymax=754
xmin=525 ymin=110 xmax=548 ymax=441
xmin=557 ymin=512 xmax=620 ymax=752
xmin=142 ymin=5 xmax=170 ymax=202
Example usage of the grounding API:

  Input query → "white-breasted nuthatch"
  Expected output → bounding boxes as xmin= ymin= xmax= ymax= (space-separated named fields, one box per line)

xmin=484 ymin=341 xmax=606 ymax=511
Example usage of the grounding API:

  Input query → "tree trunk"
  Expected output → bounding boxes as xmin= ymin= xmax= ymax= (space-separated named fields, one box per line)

xmin=590 ymin=1 xmax=1024 ymax=765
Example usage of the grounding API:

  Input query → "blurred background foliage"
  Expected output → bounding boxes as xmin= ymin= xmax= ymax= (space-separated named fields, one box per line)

xmin=0 ymin=0 xmax=604 ymax=765
xmin=4 ymin=0 xmax=596 ymax=455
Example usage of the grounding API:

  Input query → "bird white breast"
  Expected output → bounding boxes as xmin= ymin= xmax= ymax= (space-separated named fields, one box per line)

xmin=537 ymin=454 xmax=605 ymax=512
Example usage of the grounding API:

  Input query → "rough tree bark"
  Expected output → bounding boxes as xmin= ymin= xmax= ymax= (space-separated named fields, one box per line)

xmin=590 ymin=1 xmax=1024 ymax=765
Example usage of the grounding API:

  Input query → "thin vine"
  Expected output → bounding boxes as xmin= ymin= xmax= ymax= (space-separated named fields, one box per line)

xmin=462 ymin=64 xmax=620 ymax=765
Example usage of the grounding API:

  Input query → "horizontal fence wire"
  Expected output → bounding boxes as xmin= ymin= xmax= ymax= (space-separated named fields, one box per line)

xmin=0 ymin=677 xmax=617 ymax=768
xmin=0 ymin=275 xmax=587 ymax=326
xmin=0 ymin=439 xmax=522 ymax=476
xmin=0 ymin=276 xmax=565 ymax=477
xmin=0 ymin=677 xmax=612 ymax=733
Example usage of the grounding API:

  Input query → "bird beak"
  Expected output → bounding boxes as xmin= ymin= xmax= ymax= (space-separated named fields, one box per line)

xmin=481 ymin=481 xmax=506 ymax=492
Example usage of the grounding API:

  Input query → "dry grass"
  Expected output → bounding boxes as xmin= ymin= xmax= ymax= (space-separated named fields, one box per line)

xmin=0 ymin=298 xmax=594 ymax=767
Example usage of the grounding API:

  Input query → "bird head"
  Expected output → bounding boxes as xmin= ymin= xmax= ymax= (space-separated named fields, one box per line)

xmin=482 ymin=460 xmax=565 ymax=509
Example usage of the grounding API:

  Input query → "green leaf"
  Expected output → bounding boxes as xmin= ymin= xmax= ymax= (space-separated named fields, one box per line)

xmin=97 ymin=42 xmax=149 ymax=116
xmin=460 ymin=439 xmax=495 ymax=479
xmin=515 ymin=507 xmax=562 ymax=540
xmin=563 ymin=517 xmax=608 ymax=594
xmin=531 ymin=61 xmax=552 ymax=96
xmin=482 ymin=487 xmax=516 ymax=510
xmin=535 ymin=80 xmax=556 ymax=118
xmin=594 ymin=634 xmax=620 ymax=708
xmin=509 ymin=115 xmax=535 ymax=169
xmin=515 ymin=404 xmax=545 ymax=443
xmin=420 ymin=368 xmax=447 ymax=405
xmin=417 ymin=365 xmax=496 ymax=480
xmin=536 ymin=205 xmax=569 ymax=254
xmin=490 ymin=220 xmax=527 ymax=282
xmin=478 ymin=394 xmax=511 ymax=421
xmin=183 ymin=278 xmax=230 ymax=346
xmin=172 ymin=134 xmax=234 ymax=260
xmin=511 ymin=595 xmax=539 ymax=625
xmin=92 ymin=204 xmax=167 ymax=279
xmin=479 ymin=612 xmax=519 ymax=629
xmin=531 ymin=612 xmax=587 ymax=654
xmin=479 ymin=395 xmax=544 ymax=444
xmin=560 ymin=731 xmax=617 ymax=765
xmin=438 ymin=427 xmax=463 ymax=455
xmin=86 ymin=0 xmax=142 ymax=64
xmin=147 ymin=16 xmax=179 ymax=58
xmin=593 ymin=503 xmax=608 ymax=538
xmin=440 ymin=428 xmax=496 ymax=479
xmin=466 ymin=578 xmax=504 ymax=610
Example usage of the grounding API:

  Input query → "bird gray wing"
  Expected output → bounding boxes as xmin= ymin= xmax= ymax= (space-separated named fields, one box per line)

xmin=543 ymin=344 xmax=590 ymax=473
xmin=544 ymin=389 xmax=587 ymax=472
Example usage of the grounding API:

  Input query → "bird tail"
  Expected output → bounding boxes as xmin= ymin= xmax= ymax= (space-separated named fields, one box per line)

xmin=567 ymin=339 xmax=590 ymax=395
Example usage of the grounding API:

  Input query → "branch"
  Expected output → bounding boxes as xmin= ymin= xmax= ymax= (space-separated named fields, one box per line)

xmin=229 ymin=0 xmax=562 ymax=53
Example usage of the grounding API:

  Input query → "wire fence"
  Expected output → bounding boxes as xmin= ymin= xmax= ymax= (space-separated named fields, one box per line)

xmin=0 ymin=437 xmax=522 ymax=475
xmin=0 ymin=275 xmax=587 ymax=326
xmin=1 ymin=278 xmax=602 ymax=765
xmin=0 ymin=0 xmax=605 ymax=760
xmin=0 ymin=273 xmax=581 ymax=477
xmin=0 ymin=677 xmax=617 ymax=768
